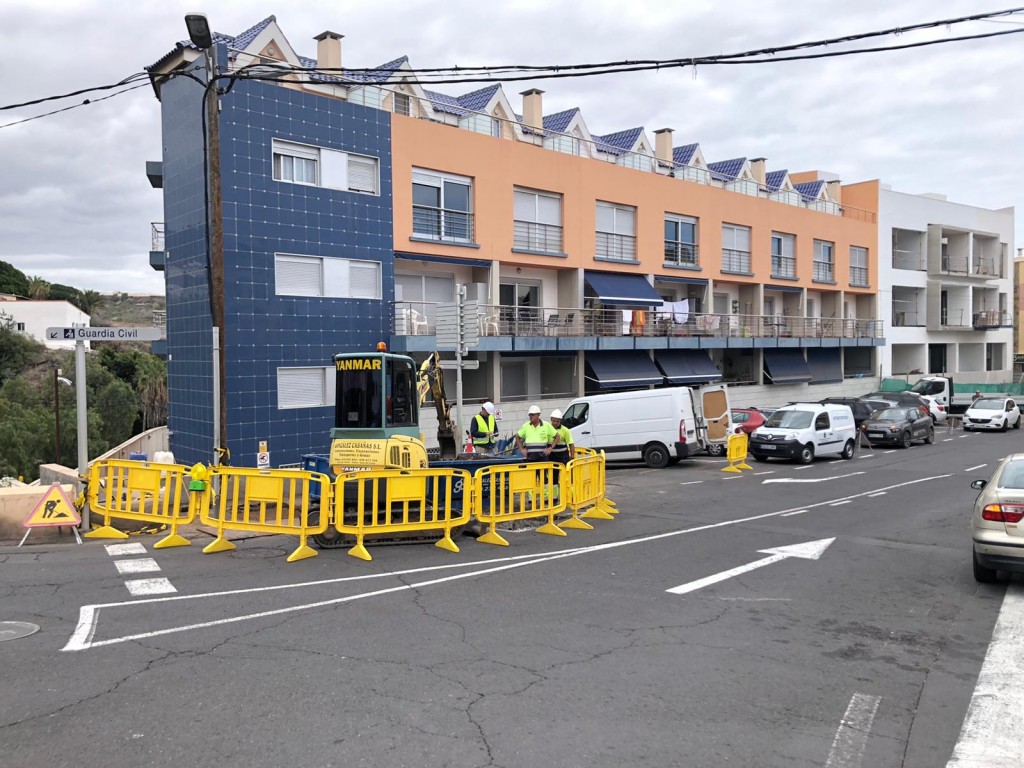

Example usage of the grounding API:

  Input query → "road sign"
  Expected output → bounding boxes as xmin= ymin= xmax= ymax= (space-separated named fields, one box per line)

xmin=19 ymin=484 xmax=83 ymax=547
xmin=257 ymin=452 xmax=271 ymax=469
xmin=438 ymin=360 xmax=480 ymax=370
xmin=46 ymin=327 xmax=163 ymax=342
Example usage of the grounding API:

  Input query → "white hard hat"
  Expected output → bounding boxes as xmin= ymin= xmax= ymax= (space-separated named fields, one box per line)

xmin=550 ymin=409 xmax=563 ymax=419
xmin=482 ymin=401 xmax=495 ymax=414
xmin=528 ymin=405 xmax=541 ymax=415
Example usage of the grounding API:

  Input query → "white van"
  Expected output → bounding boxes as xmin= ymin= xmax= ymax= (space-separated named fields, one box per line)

xmin=561 ymin=384 xmax=731 ymax=468
xmin=748 ymin=402 xmax=857 ymax=464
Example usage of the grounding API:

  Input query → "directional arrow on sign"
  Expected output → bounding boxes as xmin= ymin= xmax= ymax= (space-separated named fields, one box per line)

xmin=665 ymin=537 xmax=835 ymax=595
xmin=48 ymin=329 xmax=60 ymax=339
xmin=762 ymin=472 xmax=864 ymax=485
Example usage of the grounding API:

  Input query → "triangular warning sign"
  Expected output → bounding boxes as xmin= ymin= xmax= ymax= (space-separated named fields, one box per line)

xmin=23 ymin=484 xmax=81 ymax=528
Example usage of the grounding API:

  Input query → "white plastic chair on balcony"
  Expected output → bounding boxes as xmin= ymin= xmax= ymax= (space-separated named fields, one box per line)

xmin=480 ymin=312 xmax=500 ymax=336
xmin=408 ymin=309 xmax=429 ymax=335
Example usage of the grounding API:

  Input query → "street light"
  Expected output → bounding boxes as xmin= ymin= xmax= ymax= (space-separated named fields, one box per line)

xmin=184 ymin=12 xmax=213 ymax=49
xmin=53 ymin=369 xmax=72 ymax=465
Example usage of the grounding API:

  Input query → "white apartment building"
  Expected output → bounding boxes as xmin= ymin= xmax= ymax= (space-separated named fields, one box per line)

xmin=0 ymin=297 xmax=90 ymax=350
xmin=878 ymin=188 xmax=1014 ymax=383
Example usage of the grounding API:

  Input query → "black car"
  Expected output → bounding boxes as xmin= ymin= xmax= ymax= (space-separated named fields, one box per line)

xmin=820 ymin=397 xmax=895 ymax=431
xmin=861 ymin=391 xmax=928 ymax=408
xmin=862 ymin=405 xmax=935 ymax=448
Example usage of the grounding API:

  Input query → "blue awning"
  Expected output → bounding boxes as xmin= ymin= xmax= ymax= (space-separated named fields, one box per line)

xmin=395 ymin=251 xmax=491 ymax=268
xmin=653 ymin=275 xmax=708 ymax=285
xmin=655 ymin=350 xmax=722 ymax=385
xmin=584 ymin=271 xmax=662 ymax=307
xmin=585 ymin=351 xmax=663 ymax=389
xmin=764 ymin=348 xmax=812 ymax=384
xmin=764 ymin=284 xmax=803 ymax=293
xmin=807 ymin=347 xmax=843 ymax=384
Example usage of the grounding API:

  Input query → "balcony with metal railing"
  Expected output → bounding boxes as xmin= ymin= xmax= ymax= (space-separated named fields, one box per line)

xmin=663 ymin=242 xmax=699 ymax=269
xmin=595 ymin=232 xmax=637 ymax=262
xmin=150 ymin=222 xmax=166 ymax=272
xmin=392 ymin=301 xmax=884 ymax=342
xmin=721 ymin=248 xmax=751 ymax=274
xmin=412 ymin=206 xmax=475 ymax=243
xmin=973 ymin=310 xmax=1013 ymax=329
xmin=513 ymin=220 xmax=563 ymax=254
xmin=849 ymin=266 xmax=869 ymax=287
xmin=771 ymin=255 xmax=796 ymax=280
xmin=812 ymin=261 xmax=835 ymax=283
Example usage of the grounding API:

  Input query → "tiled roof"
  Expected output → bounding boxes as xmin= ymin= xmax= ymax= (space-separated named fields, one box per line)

xmin=232 ymin=15 xmax=276 ymax=50
xmin=543 ymin=108 xmax=580 ymax=134
xmin=672 ymin=143 xmax=698 ymax=166
xmin=457 ymin=85 xmax=500 ymax=112
xmin=348 ymin=55 xmax=409 ymax=84
xmin=425 ymin=89 xmax=469 ymax=116
xmin=765 ymin=170 xmax=788 ymax=192
xmin=594 ymin=127 xmax=644 ymax=156
xmin=794 ymin=180 xmax=826 ymax=201
xmin=708 ymin=158 xmax=746 ymax=182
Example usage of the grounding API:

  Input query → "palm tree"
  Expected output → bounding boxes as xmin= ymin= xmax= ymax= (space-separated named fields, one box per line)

xmin=27 ymin=276 xmax=50 ymax=299
xmin=78 ymin=290 xmax=104 ymax=315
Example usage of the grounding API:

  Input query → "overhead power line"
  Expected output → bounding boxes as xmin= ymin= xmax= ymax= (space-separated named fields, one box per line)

xmin=0 ymin=82 xmax=149 ymax=130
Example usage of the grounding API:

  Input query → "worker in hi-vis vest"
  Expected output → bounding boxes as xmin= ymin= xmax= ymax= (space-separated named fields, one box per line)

xmin=470 ymin=401 xmax=499 ymax=454
xmin=515 ymin=405 xmax=555 ymax=461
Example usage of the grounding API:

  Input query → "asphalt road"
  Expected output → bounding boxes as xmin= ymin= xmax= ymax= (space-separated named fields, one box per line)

xmin=2 ymin=427 xmax=1021 ymax=767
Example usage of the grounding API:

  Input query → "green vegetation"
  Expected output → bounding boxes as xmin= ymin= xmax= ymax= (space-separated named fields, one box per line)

xmin=0 ymin=267 xmax=168 ymax=481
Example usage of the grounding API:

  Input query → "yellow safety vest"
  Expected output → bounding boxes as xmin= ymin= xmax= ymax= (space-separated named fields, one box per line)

xmin=472 ymin=413 xmax=497 ymax=445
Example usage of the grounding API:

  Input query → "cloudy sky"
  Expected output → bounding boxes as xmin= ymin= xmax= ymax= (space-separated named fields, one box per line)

xmin=1 ymin=0 xmax=1020 ymax=294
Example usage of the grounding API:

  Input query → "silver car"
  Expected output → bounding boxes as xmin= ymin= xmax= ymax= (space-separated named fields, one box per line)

xmin=971 ymin=454 xmax=1024 ymax=582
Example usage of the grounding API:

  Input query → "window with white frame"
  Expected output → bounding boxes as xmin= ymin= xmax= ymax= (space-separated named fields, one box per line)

xmin=491 ymin=117 xmax=502 ymax=138
xmin=664 ymin=214 xmax=698 ymax=268
xmin=412 ymin=169 xmax=474 ymax=242
xmin=393 ymin=93 xmax=411 ymax=116
xmin=771 ymin=232 xmax=796 ymax=279
xmin=272 ymin=139 xmax=379 ymax=195
xmin=813 ymin=239 xmax=835 ymax=282
xmin=721 ymin=223 xmax=751 ymax=273
xmin=595 ymin=201 xmax=637 ymax=262
xmin=277 ymin=367 xmax=335 ymax=409
xmin=514 ymin=188 xmax=563 ymax=253
xmin=849 ymin=246 xmax=869 ymax=286
xmin=275 ymin=254 xmax=381 ymax=299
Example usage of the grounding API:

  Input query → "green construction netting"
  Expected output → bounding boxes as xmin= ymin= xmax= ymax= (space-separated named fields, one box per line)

xmin=879 ymin=378 xmax=912 ymax=392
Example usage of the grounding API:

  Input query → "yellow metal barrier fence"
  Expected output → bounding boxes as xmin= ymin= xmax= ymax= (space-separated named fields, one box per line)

xmin=197 ymin=466 xmax=331 ymax=562
xmin=474 ymin=462 xmax=567 ymax=547
xmin=332 ymin=467 xmax=472 ymax=561
xmin=578 ymin=449 xmax=618 ymax=520
xmin=84 ymin=459 xmax=193 ymax=548
xmin=561 ymin=453 xmax=600 ymax=530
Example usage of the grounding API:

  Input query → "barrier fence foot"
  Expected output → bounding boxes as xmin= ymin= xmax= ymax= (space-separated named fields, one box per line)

xmin=154 ymin=533 xmax=191 ymax=549
xmin=721 ymin=464 xmax=741 ymax=474
xmin=581 ymin=506 xmax=614 ymax=521
xmin=601 ymin=499 xmax=619 ymax=515
xmin=736 ymin=461 xmax=752 ymax=471
xmin=560 ymin=516 xmax=594 ymax=531
xmin=347 ymin=542 xmax=372 ymax=561
xmin=476 ymin=530 xmax=509 ymax=547
xmin=286 ymin=544 xmax=318 ymax=563
xmin=537 ymin=521 xmax=568 ymax=537
xmin=435 ymin=535 xmax=460 ymax=554
xmin=83 ymin=525 xmax=129 ymax=540
xmin=202 ymin=537 xmax=235 ymax=554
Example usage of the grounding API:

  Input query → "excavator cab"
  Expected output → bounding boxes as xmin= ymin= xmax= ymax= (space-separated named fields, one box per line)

xmin=328 ymin=351 xmax=428 ymax=472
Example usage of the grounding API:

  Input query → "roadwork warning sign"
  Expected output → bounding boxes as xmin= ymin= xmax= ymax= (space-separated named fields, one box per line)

xmin=23 ymin=484 xmax=81 ymax=528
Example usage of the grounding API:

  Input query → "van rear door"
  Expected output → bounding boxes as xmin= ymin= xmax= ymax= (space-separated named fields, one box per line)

xmin=699 ymin=383 xmax=731 ymax=446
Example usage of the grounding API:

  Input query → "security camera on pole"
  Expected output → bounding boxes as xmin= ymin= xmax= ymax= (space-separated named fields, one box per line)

xmin=434 ymin=285 xmax=480 ymax=449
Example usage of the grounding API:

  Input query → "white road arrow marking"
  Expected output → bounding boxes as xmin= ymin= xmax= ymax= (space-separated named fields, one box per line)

xmin=666 ymin=537 xmax=835 ymax=595
xmin=763 ymin=472 xmax=864 ymax=485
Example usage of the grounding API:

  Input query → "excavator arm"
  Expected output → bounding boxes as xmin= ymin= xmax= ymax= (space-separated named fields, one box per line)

xmin=417 ymin=352 xmax=458 ymax=458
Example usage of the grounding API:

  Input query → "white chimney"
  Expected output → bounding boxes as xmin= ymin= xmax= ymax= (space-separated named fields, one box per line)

xmin=654 ymin=128 xmax=674 ymax=165
xmin=749 ymin=158 xmax=766 ymax=186
xmin=314 ymin=31 xmax=343 ymax=70
xmin=520 ymin=89 xmax=544 ymax=132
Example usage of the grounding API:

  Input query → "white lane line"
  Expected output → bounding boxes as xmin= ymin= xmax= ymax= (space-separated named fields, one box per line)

xmin=104 ymin=543 xmax=147 ymax=556
xmin=125 ymin=578 xmax=177 ymax=596
xmin=754 ymin=471 xmax=775 ymax=476
xmin=781 ymin=510 xmax=808 ymax=517
xmin=830 ymin=500 xmax=852 ymax=507
xmin=679 ymin=481 xmax=704 ymax=486
xmin=113 ymin=558 xmax=161 ymax=575
xmin=721 ymin=476 xmax=744 ymax=481
xmin=943 ymin=438 xmax=955 ymax=442
xmin=867 ymin=492 xmax=887 ymax=498
xmin=959 ymin=435 xmax=971 ymax=439
xmin=965 ymin=464 xmax=988 ymax=472
xmin=857 ymin=454 xmax=873 ymax=459
xmin=824 ymin=692 xmax=881 ymax=768
xmin=62 ymin=473 xmax=955 ymax=652
xmin=883 ymin=450 xmax=896 ymax=454
xmin=793 ymin=466 xmax=814 ymax=471
xmin=947 ymin=586 xmax=1024 ymax=767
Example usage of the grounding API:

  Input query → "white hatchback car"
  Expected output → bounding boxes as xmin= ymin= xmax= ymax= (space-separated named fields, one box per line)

xmin=971 ymin=455 xmax=1024 ymax=581
xmin=963 ymin=396 xmax=1021 ymax=432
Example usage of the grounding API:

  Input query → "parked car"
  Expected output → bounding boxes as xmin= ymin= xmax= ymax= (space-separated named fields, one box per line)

xmin=860 ymin=390 xmax=946 ymax=424
xmin=749 ymin=402 xmax=857 ymax=464
xmin=970 ymin=455 xmax=1024 ymax=582
xmin=731 ymin=407 xmax=768 ymax=435
xmin=963 ymin=397 xmax=1022 ymax=432
xmin=819 ymin=397 xmax=895 ymax=431
xmin=861 ymin=405 xmax=934 ymax=448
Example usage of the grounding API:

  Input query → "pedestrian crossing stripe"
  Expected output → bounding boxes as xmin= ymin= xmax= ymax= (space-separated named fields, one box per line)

xmin=23 ymin=484 xmax=81 ymax=528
